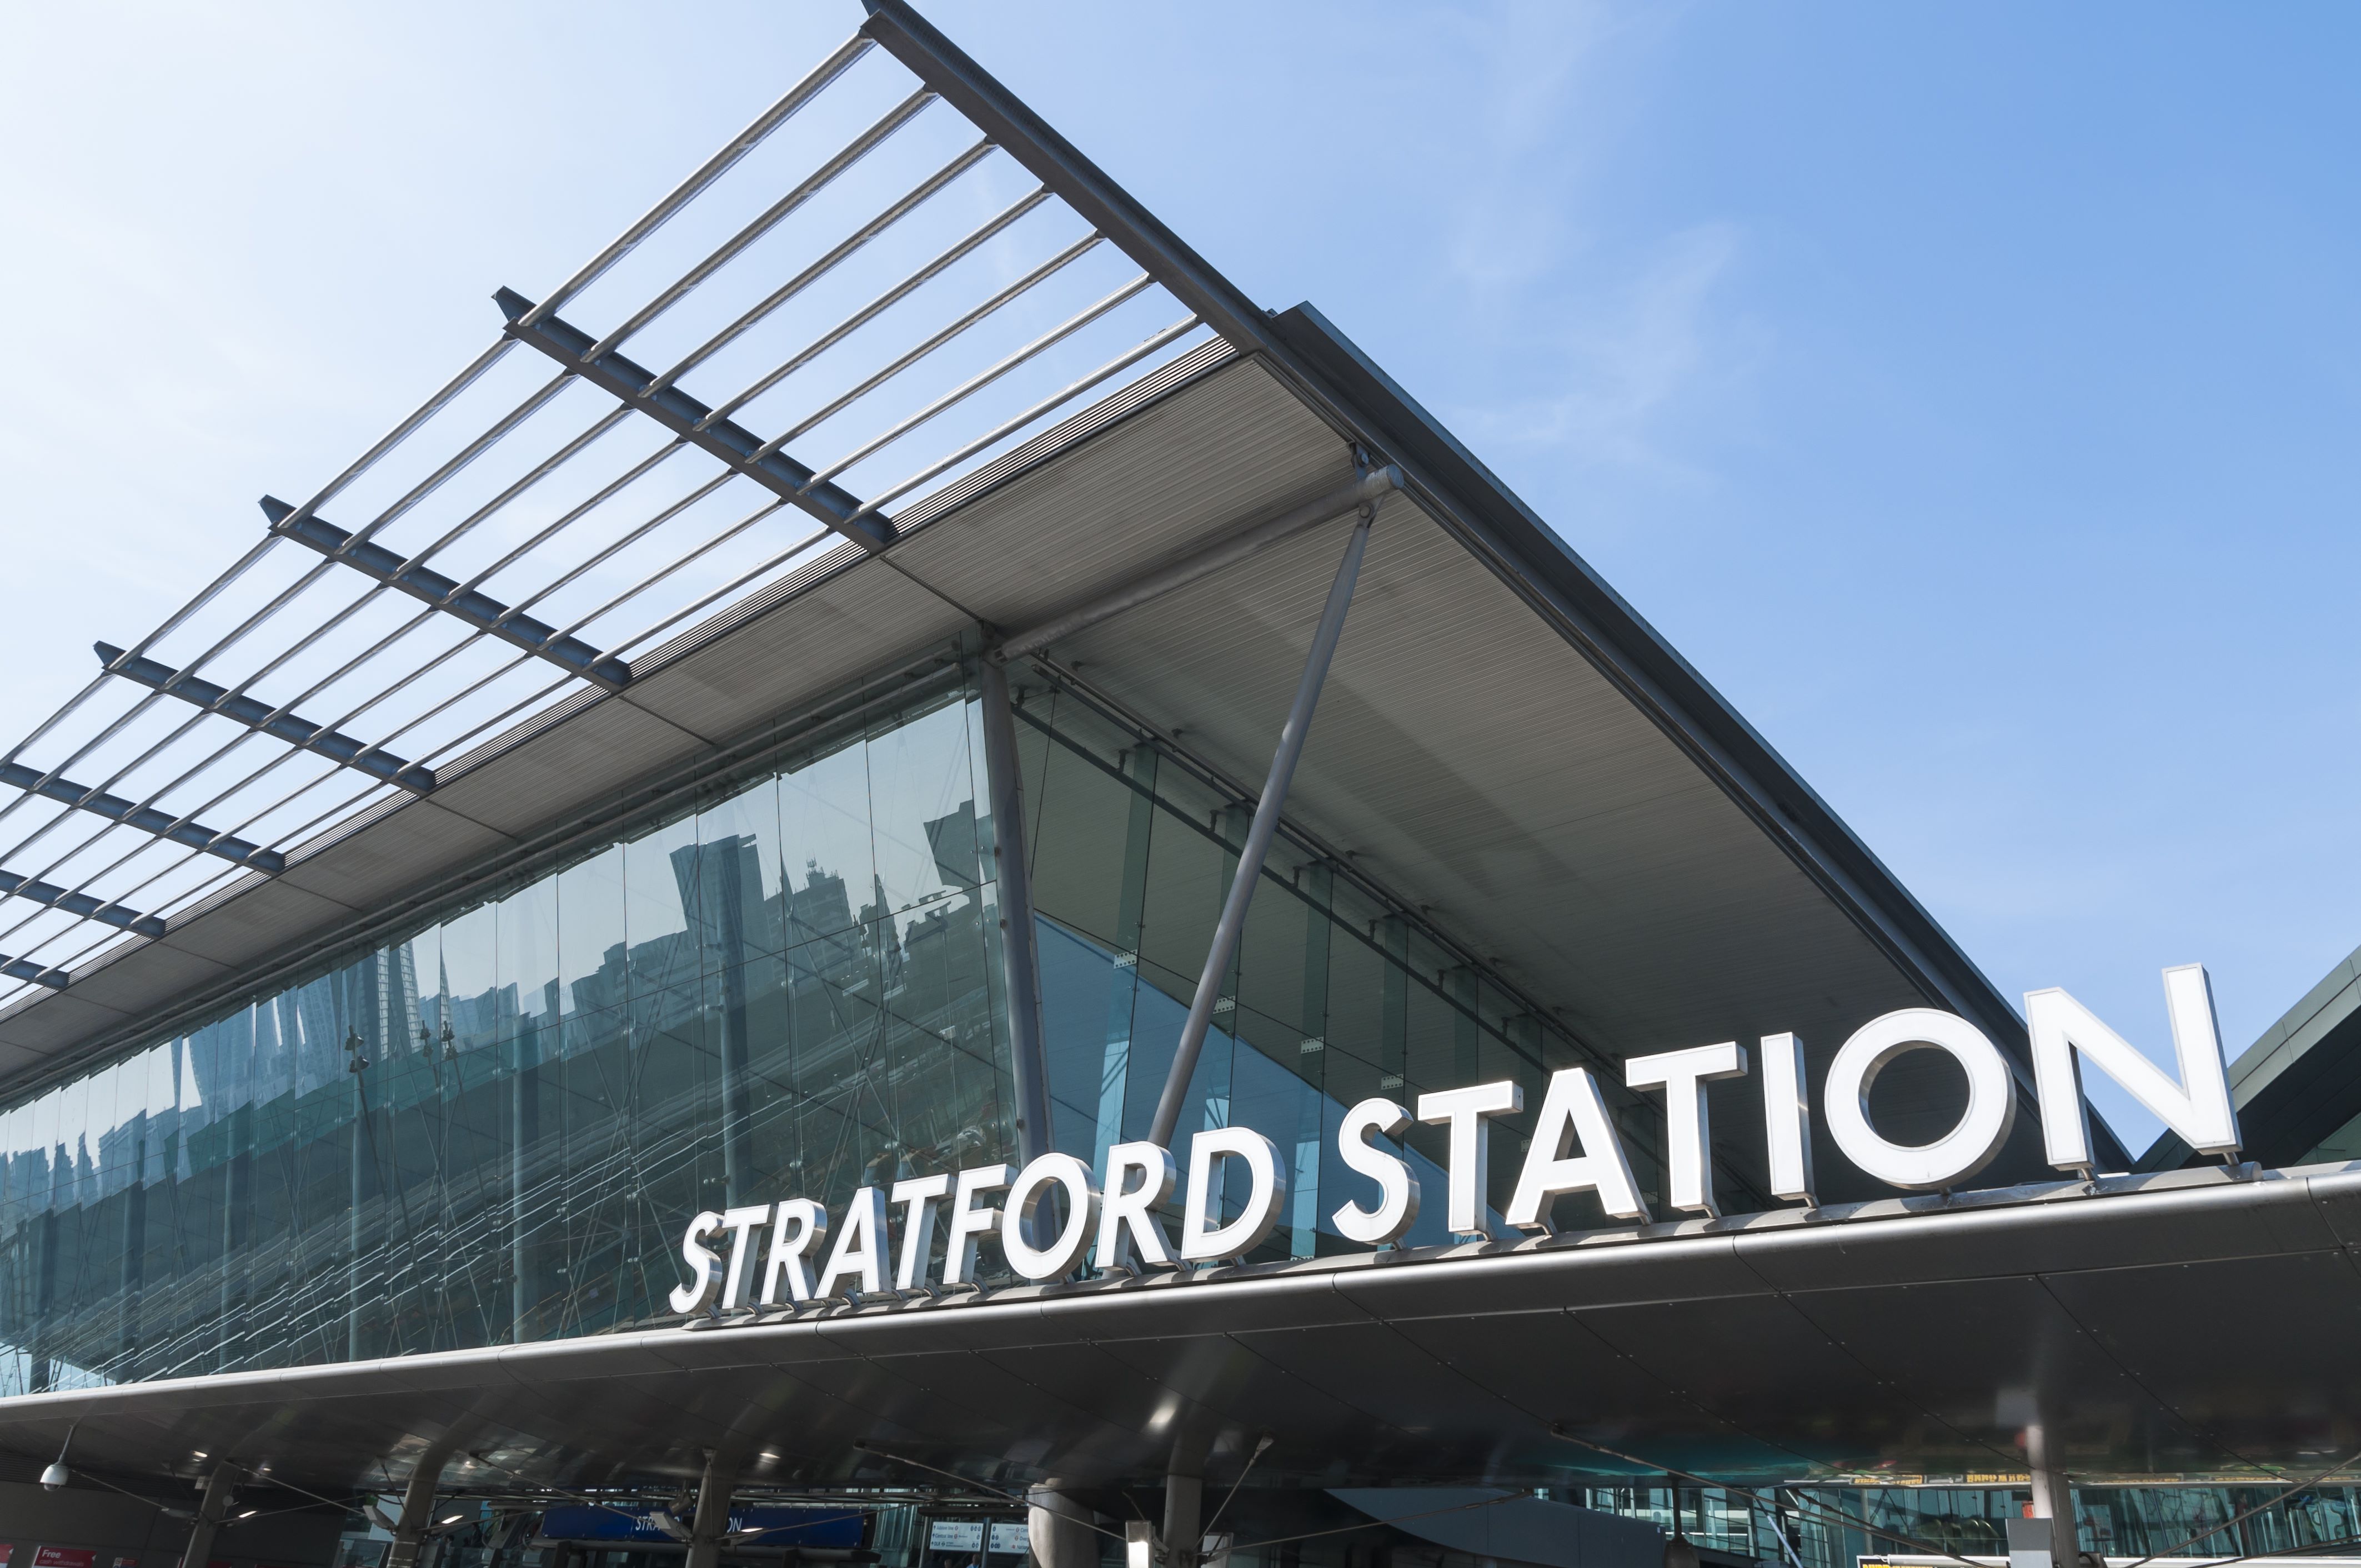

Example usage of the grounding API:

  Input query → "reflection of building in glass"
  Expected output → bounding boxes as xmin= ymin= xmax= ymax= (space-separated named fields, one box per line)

xmin=0 ymin=671 xmax=1673 ymax=1389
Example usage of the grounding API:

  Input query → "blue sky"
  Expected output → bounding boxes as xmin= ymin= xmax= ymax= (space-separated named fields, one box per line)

xmin=1 ymin=2 xmax=2355 ymax=1151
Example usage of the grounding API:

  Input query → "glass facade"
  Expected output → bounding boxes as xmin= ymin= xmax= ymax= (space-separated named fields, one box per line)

xmin=0 ymin=670 xmax=1014 ymax=1391
xmin=1013 ymin=682 xmax=1662 ymax=1254
xmin=0 ymin=659 xmax=1668 ymax=1395
xmin=1544 ymin=1482 xmax=2361 ymax=1568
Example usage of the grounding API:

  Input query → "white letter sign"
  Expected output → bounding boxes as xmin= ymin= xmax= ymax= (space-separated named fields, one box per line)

xmin=1823 ymin=1009 xmax=2016 ymax=1191
xmin=2027 ymin=964 xmax=2240 ymax=1173
xmin=1505 ymin=1068 xmax=1648 ymax=1230
xmin=815 ymin=1187 xmax=888 ymax=1298
xmin=668 ymin=1209 xmax=724 ymax=1314
xmin=1180 ymin=1126 xmax=1287 ymax=1262
xmin=1095 ymin=1141 xmax=1177 ymax=1271
xmin=1332 ymin=1098 xmax=1421 ymax=1246
xmin=1002 ymin=1154 xmax=1101 ymax=1280
xmin=1759 ymin=1032 xmax=1816 ymax=1205
xmin=1625 ymin=1042 xmax=1747 ymax=1217
xmin=1415 ymin=1080 xmax=1521 ymax=1238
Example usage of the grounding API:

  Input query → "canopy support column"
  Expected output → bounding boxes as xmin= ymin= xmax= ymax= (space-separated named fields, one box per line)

xmin=385 ymin=1456 xmax=445 ymax=1568
xmin=685 ymin=1451 xmax=739 ymax=1568
xmin=2018 ymin=1421 xmax=2076 ymax=1568
xmin=179 ymin=1465 xmax=238 ymax=1568
xmin=1162 ymin=1465 xmax=1203 ymax=1568
xmin=1146 ymin=503 xmax=1375 ymax=1149
xmin=1029 ymin=1489 xmax=1101 ymax=1568
xmin=979 ymin=656 xmax=1053 ymax=1167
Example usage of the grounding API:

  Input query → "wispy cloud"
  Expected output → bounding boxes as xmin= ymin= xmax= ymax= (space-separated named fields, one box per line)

xmin=1408 ymin=1 xmax=1752 ymax=486
xmin=1473 ymin=221 xmax=1750 ymax=478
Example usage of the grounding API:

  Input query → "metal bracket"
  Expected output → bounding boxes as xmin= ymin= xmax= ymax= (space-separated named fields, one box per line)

xmin=262 ymin=497 xmax=631 ymax=690
xmin=0 ymin=954 xmax=69 ymax=989
xmin=494 ymin=288 xmax=895 ymax=555
xmin=0 ymin=762 xmax=285 ymax=874
xmin=96 ymin=643 xmax=434 ymax=794
xmin=0 ymin=868 xmax=168 ymax=938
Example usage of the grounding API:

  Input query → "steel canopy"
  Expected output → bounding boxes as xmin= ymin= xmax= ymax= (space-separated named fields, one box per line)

xmin=0 ymin=1165 xmax=2352 ymax=1497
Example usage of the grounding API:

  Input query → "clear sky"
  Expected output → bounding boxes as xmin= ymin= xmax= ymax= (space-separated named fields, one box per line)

xmin=2 ymin=1 xmax=2355 ymax=1151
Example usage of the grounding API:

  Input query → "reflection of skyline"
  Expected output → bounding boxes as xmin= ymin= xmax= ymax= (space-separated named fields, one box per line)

xmin=0 ymin=809 xmax=985 ymax=1197
xmin=0 ymin=698 xmax=1009 ymax=1391
xmin=442 ymin=800 xmax=981 ymax=1035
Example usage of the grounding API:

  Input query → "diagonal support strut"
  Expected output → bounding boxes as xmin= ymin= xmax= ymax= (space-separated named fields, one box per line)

xmin=494 ymin=287 xmax=894 ymax=554
xmin=1146 ymin=503 xmax=1377 ymax=1149
xmin=260 ymin=497 xmax=633 ymax=690
xmin=96 ymin=643 xmax=435 ymax=794
xmin=0 ymin=763 xmax=285 ymax=874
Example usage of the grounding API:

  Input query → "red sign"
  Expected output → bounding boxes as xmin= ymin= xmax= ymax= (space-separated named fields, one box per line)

xmin=34 ymin=1550 xmax=98 ymax=1568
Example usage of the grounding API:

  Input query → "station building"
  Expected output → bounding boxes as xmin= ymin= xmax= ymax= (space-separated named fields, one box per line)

xmin=2 ymin=7 xmax=2356 ymax=1568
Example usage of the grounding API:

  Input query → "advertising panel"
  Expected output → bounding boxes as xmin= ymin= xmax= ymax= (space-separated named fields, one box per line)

xmin=928 ymin=1520 xmax=985 ymax=1552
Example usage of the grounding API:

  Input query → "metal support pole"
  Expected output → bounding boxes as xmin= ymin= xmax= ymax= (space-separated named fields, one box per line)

xmin=1163 ymin=1466 xmax=1204 ymax=1568
xmin=180 ymin=1465 xmax=238 ymax=1568
xmin=978 ymin=657 xmax=1054 ymax=1167
xmin=685 ymin=1451 xmax=738 ymax=1568
xmin=1147 ymin=507 xmax=1375 ymax=1150
xmin=385 ymin=1457 xmax=445 ymax=1568
xmin=2024 ymin=1422 xmax=2076 ymax=1568
xmin=1029 ymin=1488 xmax=1101 ymax=1568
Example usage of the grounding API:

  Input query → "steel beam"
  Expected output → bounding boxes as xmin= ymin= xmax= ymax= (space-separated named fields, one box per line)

xmin=992 ymin=467 xmax=1397 ymax=665
xmin=0 ymin=954 xmax=69 ymax=989
xmin=494 ymin=288 xmax=894 ymax=554
xmin=0 ymin=869 xmax=168 ymax=938
xmin=1147 ymin=509 xmax=1374 ymax=1150
xmin=261 ymin=497 xmax=633 ymax=690
xmin=95 ymin=643 xmax=434 ymax=793
xmin=978 ymin=658 xmax=1054 ymax=1166
xmin=0 ymin=763 xmax=284 ymax=874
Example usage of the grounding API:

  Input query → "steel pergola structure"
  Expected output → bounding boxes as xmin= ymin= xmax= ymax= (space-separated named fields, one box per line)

xmin=0 ymin=14 xmax=1211 ymax=1014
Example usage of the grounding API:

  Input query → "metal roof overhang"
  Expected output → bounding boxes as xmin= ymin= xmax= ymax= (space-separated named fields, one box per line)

xmin=0 ymin=1164 xmax=2351 ymax=1497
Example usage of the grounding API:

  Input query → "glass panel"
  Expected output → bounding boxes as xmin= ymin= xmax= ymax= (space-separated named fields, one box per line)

xmin=0 ymin=657 xmax=1668 ymax=1386
xmin=0 ymin=671 xmax=1009 ymax=1388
